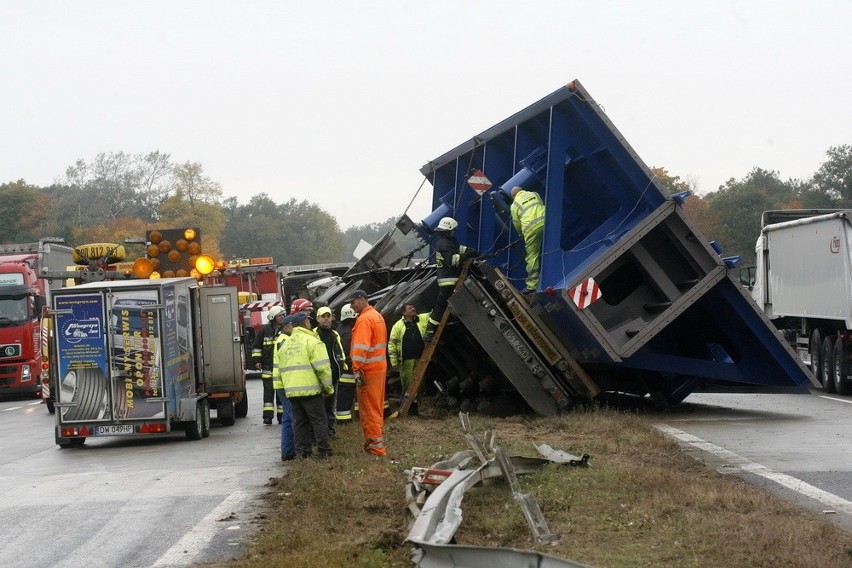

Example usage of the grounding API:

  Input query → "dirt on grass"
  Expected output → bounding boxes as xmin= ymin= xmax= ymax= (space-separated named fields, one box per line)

xmin=203 ymin=398 xmax=852 ymax=568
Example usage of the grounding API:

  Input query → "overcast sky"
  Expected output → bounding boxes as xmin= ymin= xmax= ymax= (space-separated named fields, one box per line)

xmin=2 ymin=1 xmax=850 ymax=230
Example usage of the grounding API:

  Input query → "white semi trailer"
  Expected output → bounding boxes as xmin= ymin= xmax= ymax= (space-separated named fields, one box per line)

xmin=743 ymin=210 xmax=852 ymax=394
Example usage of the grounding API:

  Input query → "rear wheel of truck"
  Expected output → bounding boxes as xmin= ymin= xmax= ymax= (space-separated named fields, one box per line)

xmin=218 ymin=398 xmax=236 ymax=426
xmin=810 ymin=329 xmax=823 ymax=379
xmin=235 ymin=388 xmax=248 ymax=418
xmin=46 ymin=399 xmax=55 ymax=414
xmin=185 ymin=400 xmax=204 ymax=441
xmin=833 ymin=337 xmax=852 ymax=395
xmin=200 ymin=398 xmax=211 ymax=438
xmin=821 ymin=335 xmax=837 ymax=394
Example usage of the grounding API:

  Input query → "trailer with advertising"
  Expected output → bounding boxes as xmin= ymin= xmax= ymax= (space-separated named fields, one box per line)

xmin=50 ymin=277 xmax=246 ymax=447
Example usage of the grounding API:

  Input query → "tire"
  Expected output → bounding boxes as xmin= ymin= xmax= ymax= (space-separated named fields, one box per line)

xmin=218 ymin=398 xmax=236 ymax=426
xmin=821 ymin=336 xmax=836 ymax=394
xmin=46 ymin=399 xmax=55 ymax=415
xmin=61 ymin=368 xmax=108 ymax=421
xmin=834 ymin=337 xmax=852 ymax=395
xmin=185 ymin=400 xmax=204 ymax=440
xmin=235 ymin=388 xmax=248 ymax=418
xmin=200 ymin=398 xmax=211 ymax=438
xmin=810 ymin=329 xmax=823 ymax=379
xmin=69 ymin=437 xmax=86 ymax=448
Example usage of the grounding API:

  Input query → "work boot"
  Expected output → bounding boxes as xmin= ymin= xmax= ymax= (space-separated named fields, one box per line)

xmin=263 ymin=417 xmax=272 ymax=425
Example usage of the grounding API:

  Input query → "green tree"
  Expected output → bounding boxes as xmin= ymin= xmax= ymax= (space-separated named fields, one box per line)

xmin=158 ymin=162 xmax=226 ymax=260
xmin=219 ymin=194 xmax=344 ymax=265
xmin=703 ymin=168 xmax=800 ymax=262
xmin=812 ymin=144 xmax=852 ymax=206
xmin=0 ymin=180 xmax=57 ymax=242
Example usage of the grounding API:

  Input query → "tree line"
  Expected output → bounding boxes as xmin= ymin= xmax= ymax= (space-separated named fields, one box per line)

xmin=1 ymin=144 xmax=850 ymax=266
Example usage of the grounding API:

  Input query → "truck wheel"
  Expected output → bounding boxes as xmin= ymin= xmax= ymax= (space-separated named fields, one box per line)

xmin=200 ymin=398 xmax=211 ymax=438
xmin=833 ymin=337 xmax=852 ymax=395
xmin=235 ymin=388 xmax=248 ymax=418
xmin=821 ymin=336 xmax=837 ymax=394
xmin=218 ymin=398 xmax=236 ymax=426
xmin=185 ymin=400 xmax=204 ymax=440
xmin=46 ymin=399 xmax=55 ymax=414
xmin=810 ymin=329 xmax=823 ymax=379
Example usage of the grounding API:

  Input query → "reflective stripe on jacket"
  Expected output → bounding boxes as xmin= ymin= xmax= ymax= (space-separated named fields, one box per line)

xmin=271 ymin=333 xmax=288 ymax=390
xmin=275 ymin=326 xmax=333 ymax=398
xmin=388 ymin=313 xmax=428 ymax=367
xmin=510 ymin=189 xmax=545 ymax=239
xmin=350 ymin=305 xmax=388 ymax=374
xmin=436 ymin=233 xmax=476 ymax=287
xmin=251 ymin=322 xmax=282 ymax=378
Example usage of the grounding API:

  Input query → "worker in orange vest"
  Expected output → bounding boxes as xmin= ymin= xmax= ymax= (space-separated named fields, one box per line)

xmin=347 ymin=289 xmax=388 ymax=456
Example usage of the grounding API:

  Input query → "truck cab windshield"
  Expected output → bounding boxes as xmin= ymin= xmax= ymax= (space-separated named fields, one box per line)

xmin=0 ymin=297 xmax=30 ymax=325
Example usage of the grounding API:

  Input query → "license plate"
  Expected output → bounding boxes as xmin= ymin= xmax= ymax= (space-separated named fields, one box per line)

xmin=94 ymin=425 xmax=135 ymax=435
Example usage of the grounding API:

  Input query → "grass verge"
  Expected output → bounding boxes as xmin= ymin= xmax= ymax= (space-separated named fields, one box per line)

xmin=206 ymin=398 xmax=852 ymax=568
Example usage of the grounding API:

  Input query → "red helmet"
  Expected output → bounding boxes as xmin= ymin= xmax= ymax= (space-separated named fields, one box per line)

xmin=290 ymin=299 xmax=314 ymax=314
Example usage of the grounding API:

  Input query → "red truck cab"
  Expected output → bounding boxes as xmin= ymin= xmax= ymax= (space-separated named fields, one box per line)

xmin=0 ymin=256 xmax=44 ymax=397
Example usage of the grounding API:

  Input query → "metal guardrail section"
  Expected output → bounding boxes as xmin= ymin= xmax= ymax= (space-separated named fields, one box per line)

xmin=405 ymin=415 xmax=590 ymax=567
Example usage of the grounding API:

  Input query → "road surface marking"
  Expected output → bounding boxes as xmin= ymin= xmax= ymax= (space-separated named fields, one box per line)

xmin=27 ymin=401 xmax=40 ymax=406
xmin=819 ymin=395 xmax=852 ymax=405
xmin=152 ymin=490 xmax=250 ymax=567
xmin=656 ymin=424 xmax=852 ymax=515
xmin=1 ymin=406 xmax=22 ymax=412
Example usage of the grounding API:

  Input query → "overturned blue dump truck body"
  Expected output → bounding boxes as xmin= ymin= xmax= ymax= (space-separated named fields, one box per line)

xmin=416 ymin=80 xmax=812 ymax=408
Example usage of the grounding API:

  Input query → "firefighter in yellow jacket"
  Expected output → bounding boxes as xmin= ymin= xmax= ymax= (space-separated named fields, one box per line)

xmin=276 ymin=311 xmax=334 ymax=459
xmin=510 ymin=186 xmax=546 ymax=293
xmin=388 ymin=303 xmax=428 ymax=413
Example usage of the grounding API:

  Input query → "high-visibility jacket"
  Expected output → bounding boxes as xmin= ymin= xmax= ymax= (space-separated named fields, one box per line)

xmin=350 ymin=305 xmax=388 ymax=375
xmin=271 ymin=332 xmax=289 ymax=390
xmin=510 ymin=189 xmax=546 ymax=240
xmin=251 ymin=322 xmax=282 ymax=378
xmin=275 ymin=326 xmax=333 ymax=398
xmin=388 ymin=313 xmax=428 ymax=367
xmin=435 ymin=233 xmax=477 ymax=287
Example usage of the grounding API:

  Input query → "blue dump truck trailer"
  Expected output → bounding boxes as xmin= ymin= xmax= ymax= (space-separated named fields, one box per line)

xmin=323 ymin=80 xmax=814 ymax=415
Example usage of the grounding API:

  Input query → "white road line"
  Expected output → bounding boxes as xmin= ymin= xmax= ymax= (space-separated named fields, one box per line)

xmin=819 ymin=395 xmax=852 ymax=405
xmin=27 ymin=401 xmax=41 ymax=406
xmin=655 ymin=424 xmax=852 ymax=515
xmin=151 ymin=490 xmax=249 ymax=567
xmin=1 ymin=407 xmax=22 ymax=412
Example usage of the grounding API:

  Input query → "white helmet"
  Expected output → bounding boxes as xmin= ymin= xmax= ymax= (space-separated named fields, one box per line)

xmin=267 ymin=305 xmax=287 ymax=321
xmin=437 ymin=217 xmax=458 ymax=231
xmin=339 ymin=303 xmax=358 ymax=321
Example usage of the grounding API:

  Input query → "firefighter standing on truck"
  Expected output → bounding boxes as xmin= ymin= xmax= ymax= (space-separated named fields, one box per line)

xmin=348 ymin=289 xmax=388 ymax=456
xmin=510 ymin=186 xmax=546 ymax=293
xmin=252 ymin=305 xmax=286 ymax=425
xmin=423 ymin=217 xmax=478 ymax=343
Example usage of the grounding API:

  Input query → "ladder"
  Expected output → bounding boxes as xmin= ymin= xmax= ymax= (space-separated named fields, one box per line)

xmin=397 ymin=263 xmax=470 ymax=418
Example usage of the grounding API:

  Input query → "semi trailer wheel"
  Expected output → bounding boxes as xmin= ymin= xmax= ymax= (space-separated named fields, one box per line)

xmin=200 ymin=398 xmax=211 ymax=438
xmin=218 ymin=397 xmax=236 ymax=426
xmin=821 ymin=335 xmax=836 ymax=394
xmin=810 ymin=329 xmax=823 ymax=380
xmin=833 ymin=337 xmax=852 ymax=395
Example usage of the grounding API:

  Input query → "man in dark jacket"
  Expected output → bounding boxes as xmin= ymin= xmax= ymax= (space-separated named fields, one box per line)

xmin=423 ymin=217 xmax=478 ymax=342
xmin=315 ymin=306 xmax=347 ymax=437
xmin=251 ymin=305 xmax=286 ymax=424
xmin=334 ymin=303 xmax=358 ymax=423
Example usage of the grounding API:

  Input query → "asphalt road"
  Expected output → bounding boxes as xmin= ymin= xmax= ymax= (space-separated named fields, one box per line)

xmin=660 ymin=388 xmax=852 ymax=530
xmin=5 ymin=383 xmax=852 ymax=567
xmin=0 ymin=379 xmax=283 ymax=568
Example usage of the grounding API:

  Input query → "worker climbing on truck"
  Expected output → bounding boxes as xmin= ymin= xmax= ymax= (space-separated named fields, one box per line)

xmin=423 ymin=217 xmax=478 ymax=343
xmin=510 ymin=186 xmax=546 ymax=294
xmin=388 ymin=302 xmax=428 ymax=414
xmin=252 ymin=305 xmax=287 ymax=424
